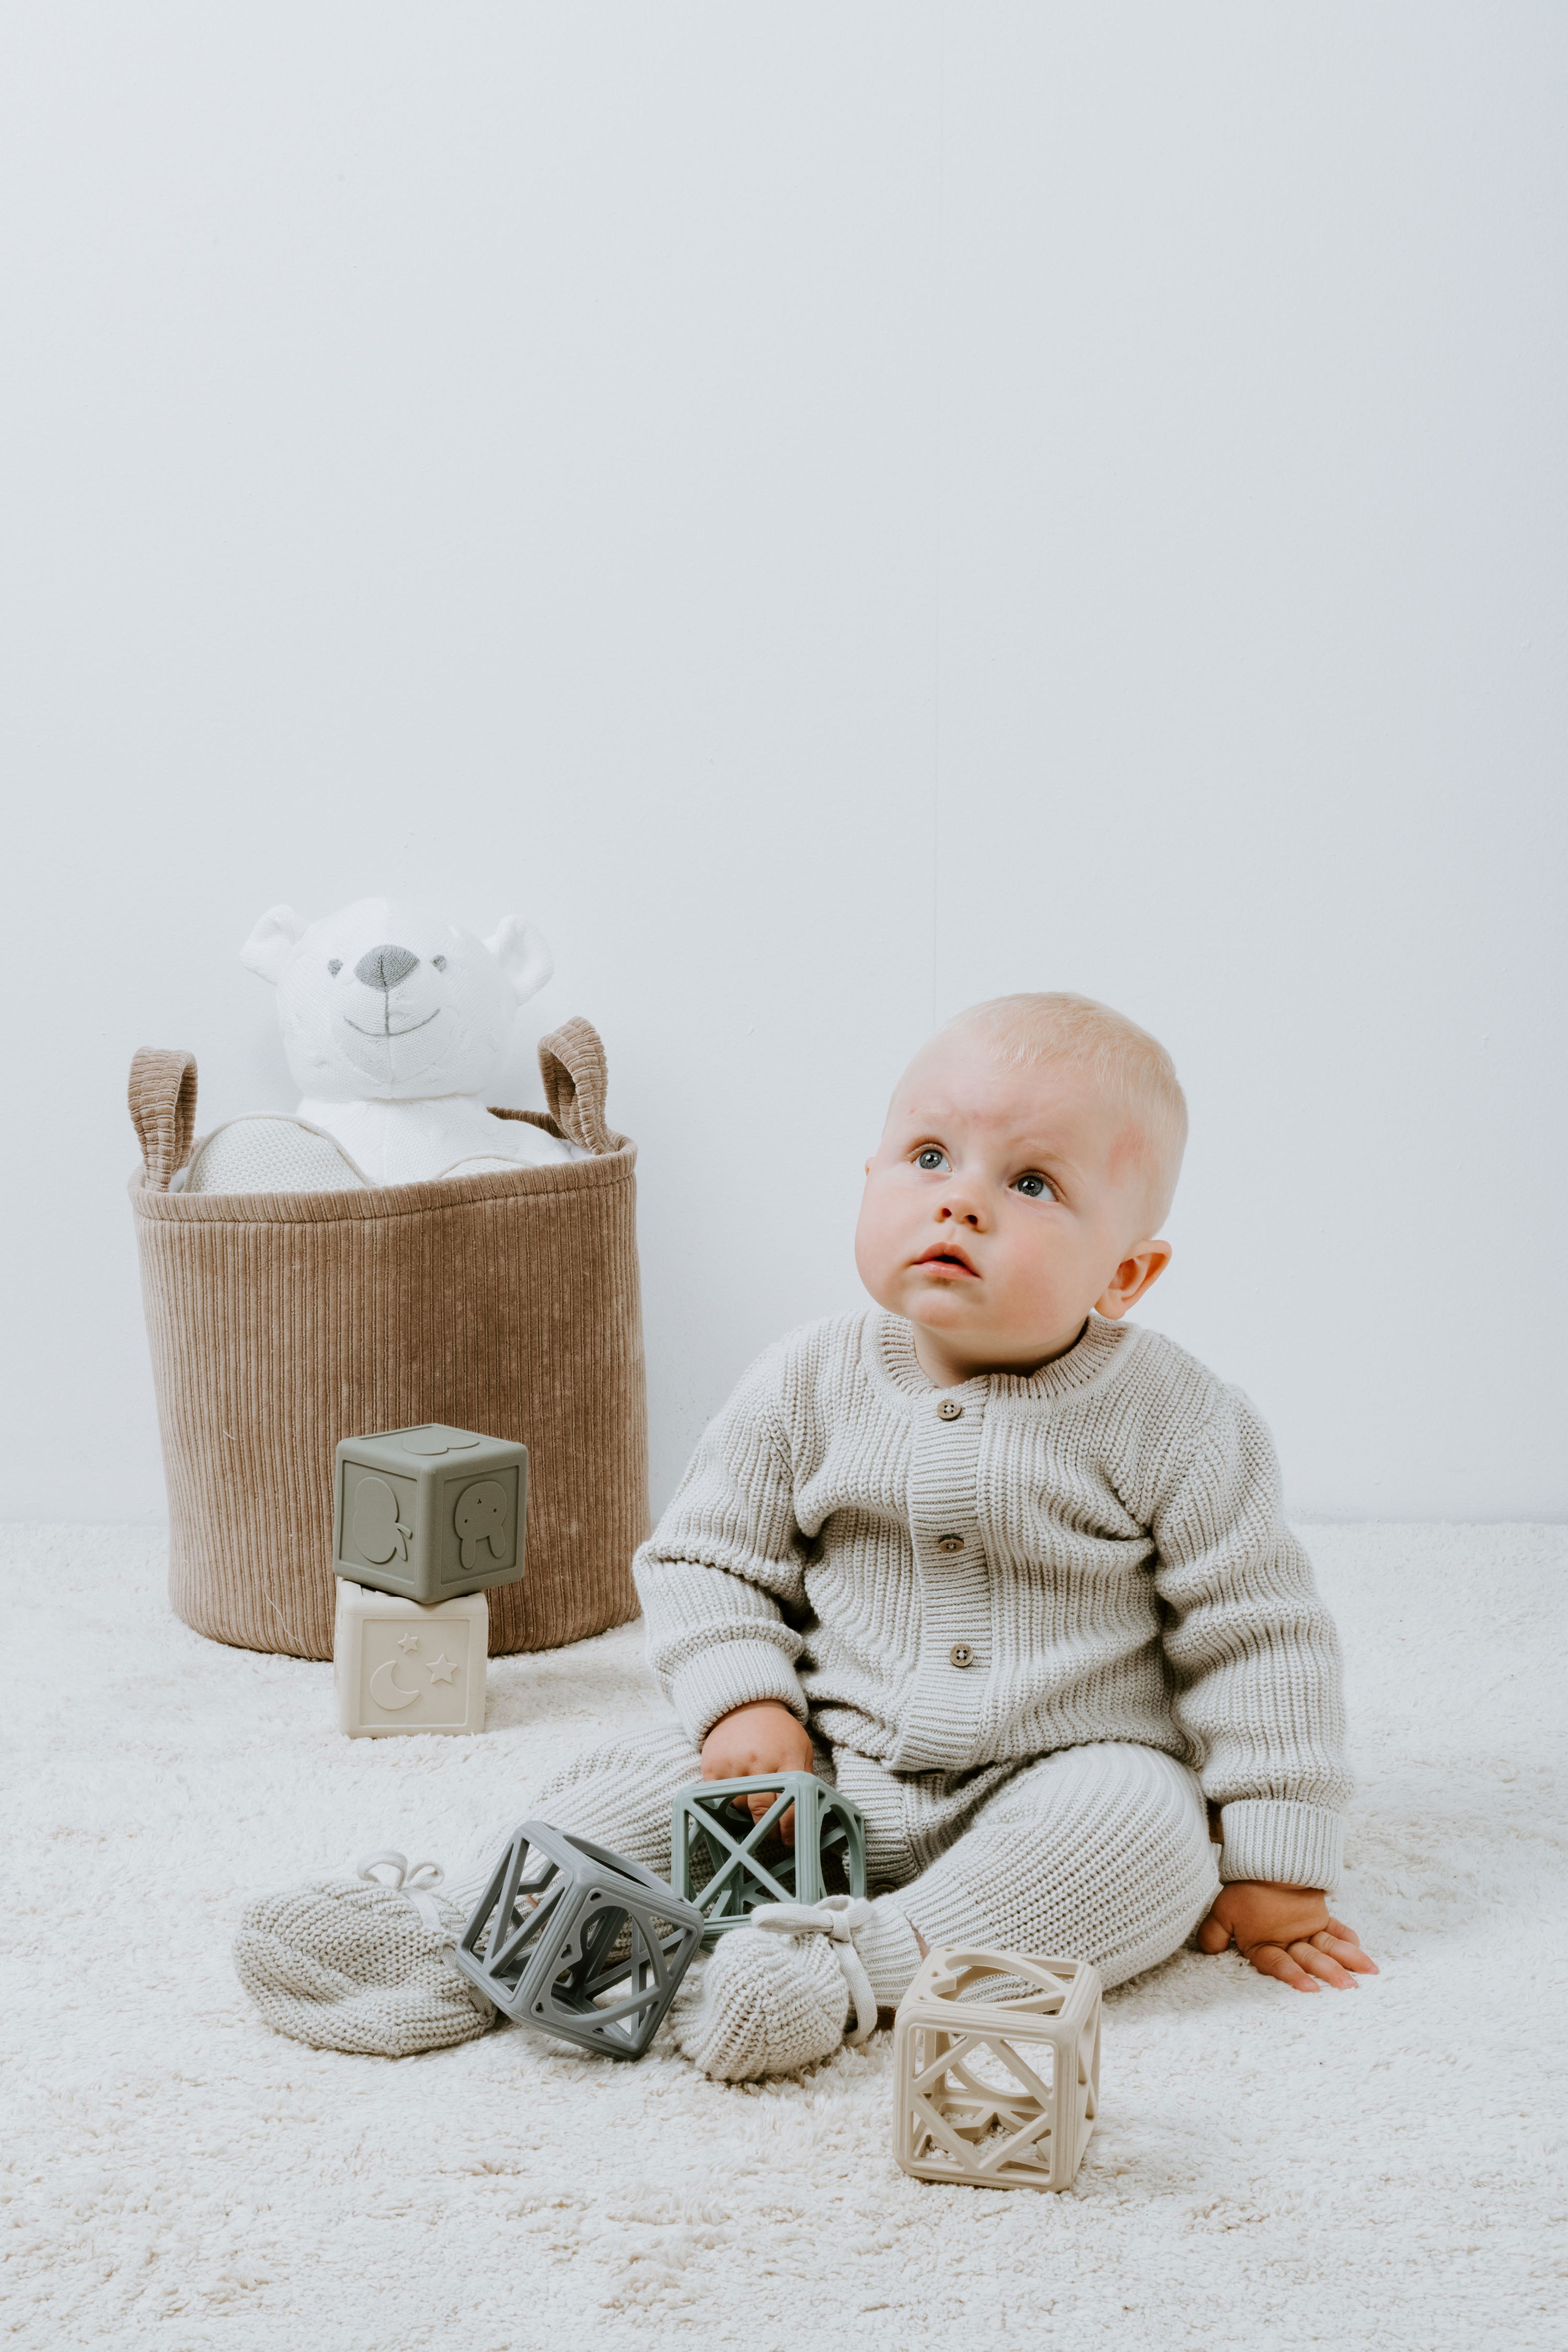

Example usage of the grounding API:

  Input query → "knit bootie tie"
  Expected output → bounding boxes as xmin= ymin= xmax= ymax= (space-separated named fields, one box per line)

xmin=235 ymin=1852 xmax=498 ymax=2057
xmin=674 ymin=1895 xmax=879 ymax=2082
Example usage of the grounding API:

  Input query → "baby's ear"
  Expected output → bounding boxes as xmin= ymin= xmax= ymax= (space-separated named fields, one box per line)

xmin=241 ymin=904 xmax=310 ymax=985
xmin=483 ymin=915 xmax=554 ymax=1006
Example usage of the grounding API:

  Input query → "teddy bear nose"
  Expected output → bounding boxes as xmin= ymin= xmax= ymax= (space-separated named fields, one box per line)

xmin=354 ymin=944 xmax=420 ymax=991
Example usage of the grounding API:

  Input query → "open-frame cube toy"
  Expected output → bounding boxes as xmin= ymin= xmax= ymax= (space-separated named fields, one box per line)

xmin=892 ymin=1947 xmax=1101 ymax=2192
xmin=453 ymin=1820 xmax=705 ymax=2059
xmin=672 ymin=1772 xmax=867 ymax=1941
xmin=332 ymin=1423 xmax=527 ymax=1604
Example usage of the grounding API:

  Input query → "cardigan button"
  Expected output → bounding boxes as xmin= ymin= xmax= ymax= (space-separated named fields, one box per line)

xmin=937 ymin=1399 xmax=963 ymax=1420
xmin=936 ymin=1534 xmax=964 ymax=1553
xmin=949 ymin=1643 xmax=975 ymax=1668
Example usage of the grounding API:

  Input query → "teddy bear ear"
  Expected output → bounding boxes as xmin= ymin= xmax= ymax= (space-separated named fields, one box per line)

xmin=240 ymin=904 xmax=311 ymax=985
xmin=483 ymin=916 xmax=554 ymax=1006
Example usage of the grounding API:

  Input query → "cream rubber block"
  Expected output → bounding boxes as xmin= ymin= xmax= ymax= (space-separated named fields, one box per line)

xmin=892 ymin=1948 xmax=1101 ymax=2193
xmin=333 ymin=1581 xmax=488 ymax=1737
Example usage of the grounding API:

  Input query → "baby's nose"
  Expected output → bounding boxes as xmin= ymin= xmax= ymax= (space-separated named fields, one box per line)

xmin=354 ymin=943 xmax=420 ymax=991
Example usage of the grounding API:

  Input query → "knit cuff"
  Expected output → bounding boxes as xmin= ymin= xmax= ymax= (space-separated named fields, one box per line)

xmin=1218 ymin=1800 xmax=1344 ymax=1891
xmin=667 ymin=1638 xmax=810 ymax=1748
xmin=856 ymin=1900 xmax=924 ymax=2010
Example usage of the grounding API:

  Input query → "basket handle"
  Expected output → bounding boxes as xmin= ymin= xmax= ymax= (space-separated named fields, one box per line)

xmin=129 ymin=1049 xmax=198 ymax=1190
xmin=537 ymin=1018 xmax=614 ymax=1156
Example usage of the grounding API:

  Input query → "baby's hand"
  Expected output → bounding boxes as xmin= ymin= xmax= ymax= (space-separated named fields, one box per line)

xmin=1198 ymin=1881 xmax=1379 ymax=1990
xmin=700 ymin=1702 xmax=815 ymax=1842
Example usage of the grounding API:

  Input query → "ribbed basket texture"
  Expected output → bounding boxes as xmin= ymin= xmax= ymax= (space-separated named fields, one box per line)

xmin=128 ymin=1018 xmax=647 ymax=1659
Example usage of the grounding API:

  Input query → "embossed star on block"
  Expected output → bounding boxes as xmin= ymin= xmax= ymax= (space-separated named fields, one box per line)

xmin=333 ymin=1582 xmax=487 ymax=1738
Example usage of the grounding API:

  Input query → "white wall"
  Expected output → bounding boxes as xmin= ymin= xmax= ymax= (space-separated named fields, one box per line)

xmin=3 ymin=4 xmax=1563 ymax=1526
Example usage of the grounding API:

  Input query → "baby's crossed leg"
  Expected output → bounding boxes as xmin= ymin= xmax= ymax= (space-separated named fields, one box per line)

xmin=523 ymin=1724 xmax=704 ymax=1882
xmin=235 ymin=1733 xmax=1216 ymax=2067
xmin=519 ymin=1727 xmax=1217 ymax=2000
xmin=851 ymin=1739 xmax=1219 ymax=1992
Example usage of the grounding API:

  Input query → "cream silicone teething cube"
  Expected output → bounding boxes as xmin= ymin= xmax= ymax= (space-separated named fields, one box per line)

xmin=333 ymin=1581 xmax=488 ymax=1737
xmin=892 ymin=1947 xmax=1101 ymax=2192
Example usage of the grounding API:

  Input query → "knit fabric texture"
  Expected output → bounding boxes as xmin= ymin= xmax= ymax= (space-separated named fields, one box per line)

xmin=672 ymin=1927 xmax=852 ymax=2081
xmin=533 ymin=1723 xmax=1218 ymax=2004
xmin=234 ymin=1724 xmax=1224 ymax=2070
xmin=635 ymin=1311 xmax=1350 ymax=1892
xmin=234 ymin=1875 xmax=495 ymax=2057
xmin=184 ymin=1116 xmax=368 ymax=1195
xmin=126 ymin=1023 xmax=646 ymax=1661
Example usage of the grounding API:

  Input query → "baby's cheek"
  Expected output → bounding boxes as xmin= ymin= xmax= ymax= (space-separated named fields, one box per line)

xmin=851 ymin=1185 xmax=899 ymax=1292
xmin=1000 ymin=1228 xmax=1082 ymax=1327
xmin=1005 ymin=1248 xmax=1061 ymax=1321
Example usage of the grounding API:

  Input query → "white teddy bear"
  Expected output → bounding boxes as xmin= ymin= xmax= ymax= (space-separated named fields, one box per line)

xmin=182 ymin=897 xmax=582 ymax=1192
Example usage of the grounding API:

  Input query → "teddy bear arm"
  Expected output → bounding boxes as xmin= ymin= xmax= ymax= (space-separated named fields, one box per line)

xmin=182 ymin=1117 xmax=368 ymax=1195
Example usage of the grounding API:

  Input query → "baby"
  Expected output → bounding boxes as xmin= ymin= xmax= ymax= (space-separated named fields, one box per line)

xmin=238 ymin=991 xmax=1375 ymax=2070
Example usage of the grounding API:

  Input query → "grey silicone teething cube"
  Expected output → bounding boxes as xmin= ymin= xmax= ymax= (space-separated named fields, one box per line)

xmin=672 ymin=1773 xmax=868 ymax=1942
xmin=453 ymin=1820 xmax=705 ymax=2059
xmin=332 ymin=1424 xmax=528 ymax=1604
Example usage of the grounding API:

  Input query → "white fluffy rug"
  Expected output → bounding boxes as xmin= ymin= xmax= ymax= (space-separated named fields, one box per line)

xmin=2 ymin=1524 xmax=1562 ymax=2351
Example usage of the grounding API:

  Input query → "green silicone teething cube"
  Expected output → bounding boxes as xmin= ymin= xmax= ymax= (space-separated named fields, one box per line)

xmin=672 ymin=1772 xmax=868 ymax=1943
xmin=332 ymin=1423 xmax=528 ymax=1604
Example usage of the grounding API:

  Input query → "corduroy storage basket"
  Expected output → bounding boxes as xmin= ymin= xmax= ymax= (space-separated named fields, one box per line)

xmin=128 ymin=1017 xmax=645 ymax=1660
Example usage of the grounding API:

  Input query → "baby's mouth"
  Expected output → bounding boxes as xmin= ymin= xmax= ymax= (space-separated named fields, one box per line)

xmin=913 ymin=1245 xmax=979 ymax=1278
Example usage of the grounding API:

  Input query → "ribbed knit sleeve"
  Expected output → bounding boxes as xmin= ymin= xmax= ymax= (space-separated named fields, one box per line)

xmin=633 ymin=1346 xmax=811 ymax=1745
xmin=1149 ymin=1390 xmax=1350 ymax=1890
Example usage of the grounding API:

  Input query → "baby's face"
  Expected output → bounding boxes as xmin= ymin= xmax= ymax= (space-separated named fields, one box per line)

xmin=854 ymin=1034 xmax=1170 ymax=1380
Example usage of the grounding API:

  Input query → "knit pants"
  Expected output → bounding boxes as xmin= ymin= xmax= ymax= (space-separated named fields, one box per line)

xmin=517 ymin=1727 xmax=1219 ymax=1998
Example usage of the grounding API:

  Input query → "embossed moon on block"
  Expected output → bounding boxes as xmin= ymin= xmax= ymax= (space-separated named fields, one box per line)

xmin=892 ymin=1949 xmax=1101 ymax=2193
xmin=333 ymin=1580 xmax=488 ymax=1737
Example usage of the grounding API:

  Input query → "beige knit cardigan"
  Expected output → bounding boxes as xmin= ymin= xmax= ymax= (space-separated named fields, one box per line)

xmin=635 ymin=1310 xmax=1351 ymax=1892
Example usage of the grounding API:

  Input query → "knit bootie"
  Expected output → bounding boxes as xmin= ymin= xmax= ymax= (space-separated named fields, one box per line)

xmin=235 ymin=1852 xmax=498 ymax=2057
xmin=673 ymin=1896 xmax=880 ymax=2082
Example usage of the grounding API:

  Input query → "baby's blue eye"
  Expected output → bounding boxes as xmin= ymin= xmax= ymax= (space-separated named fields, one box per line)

xmin=915 ymin=1148 xmax=947 ymax=1172
xmin=1014 ymin=1172 xmax=1054 ymax=1200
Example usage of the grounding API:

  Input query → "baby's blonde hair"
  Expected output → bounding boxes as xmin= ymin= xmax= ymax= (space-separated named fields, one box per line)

xmin=941 ymin=991 xmax=1188 ymax=1228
